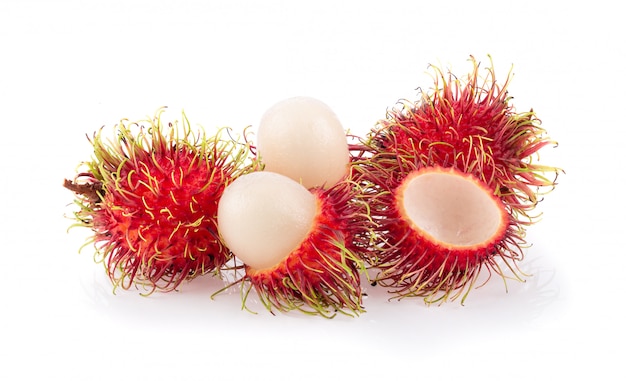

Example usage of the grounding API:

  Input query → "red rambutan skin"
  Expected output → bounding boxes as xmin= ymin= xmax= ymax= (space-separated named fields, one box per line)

xmin=375 ymin=166 xmax=524 ymax=303
xmin=371 ymin=56 xmax=559 ymax=220
xmin=237 ymin=180 xmax=372 ymax=318
xmin=352 ymin=56 xmax=560 ymax=303
xmin=65 ymin=109 xmax=254 ymax=293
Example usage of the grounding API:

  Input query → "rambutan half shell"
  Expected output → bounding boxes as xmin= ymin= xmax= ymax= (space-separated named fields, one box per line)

xmin=64 ymin=108 xmax=255 ymax=294
xmin=217 ymin=171 xmax=372 ymax=318
xmin=356 ymin=161 xmax=526 ymax=303
xmin=352 ymin=56 xmax=561 ymax=303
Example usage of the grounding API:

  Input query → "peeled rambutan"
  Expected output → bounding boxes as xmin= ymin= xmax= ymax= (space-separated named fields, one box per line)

xmin=216 ymin=171 xmax=372 ymax=317
xmin=353 ymin=56 xmax=560 ymax=303
xmin=64 ymin=108 xmax=254 ymax=294
xmin=214 ymin=96 xmax=372 ymax=317
xmin=256 ymin=96 xmax=350 ymax=189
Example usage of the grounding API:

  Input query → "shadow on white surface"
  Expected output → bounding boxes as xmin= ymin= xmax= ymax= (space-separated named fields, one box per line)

xmin=72 ymin=237 xmax=565 ymax=342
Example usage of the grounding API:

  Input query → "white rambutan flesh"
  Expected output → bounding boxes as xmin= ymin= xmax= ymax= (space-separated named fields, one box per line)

xmin=217 ymin=171 xmax=317 ymax=271
xmin=397 ymin=167 xmax=507 ymax=249
xmin=256 ymin=96 xmax=350 ymax=189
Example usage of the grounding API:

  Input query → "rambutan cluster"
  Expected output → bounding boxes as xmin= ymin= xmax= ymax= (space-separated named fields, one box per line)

xmin=64 ymin=56 xmax=560 ymax=317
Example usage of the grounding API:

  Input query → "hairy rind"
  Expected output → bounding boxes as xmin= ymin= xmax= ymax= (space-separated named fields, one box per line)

xmin=371 ymin=55 xmax=560 ymax=222
xmin=355 ymin=158 xmax=527 ymax=304
xmin=216 ymin=179 xmax=373 ymax=318
xmin=65 ymin=107 xmax=256 ymax=294
xmin=352 ymin=56 xmax=560 ymax=303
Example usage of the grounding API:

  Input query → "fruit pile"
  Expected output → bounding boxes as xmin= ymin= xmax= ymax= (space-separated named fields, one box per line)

xmin=64 ymin=57 xmax=560 ymax=318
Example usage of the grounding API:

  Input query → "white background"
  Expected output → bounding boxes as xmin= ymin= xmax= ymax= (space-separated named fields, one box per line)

xmin=1 ymin=1 xmax=623 ymax=380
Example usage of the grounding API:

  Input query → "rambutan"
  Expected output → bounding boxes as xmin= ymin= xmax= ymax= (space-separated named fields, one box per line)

xmin=64 ymin=108 xmax=254 ymax=294
xmin=216 ymin=171 xmax=372 ymax=317
xmin=215 ymin=97 xmax=372 ymax=317
xmin=256 ymin=96 xmax=350 ymax=189
xmin=353 ymin=56 xmax=560 ymax=303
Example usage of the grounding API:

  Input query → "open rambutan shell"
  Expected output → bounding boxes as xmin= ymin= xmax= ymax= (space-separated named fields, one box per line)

xmin=352 ymin=56 xmax=560 ymax=303
xmin=393 ymin=166 xmax=522 ymax=302
xmin=397 ymin=167 xmax=508 ymax=251
xmin=64 ymin=108 xmax=255 ymax=294
xmin=356 ymin=162 xmax=526 ymax=304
